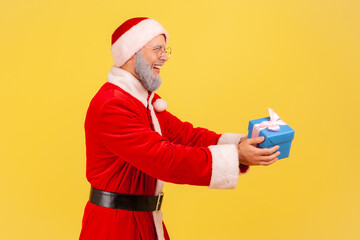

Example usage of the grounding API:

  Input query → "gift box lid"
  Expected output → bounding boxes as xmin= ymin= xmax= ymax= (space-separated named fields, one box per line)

xmin=248 ymin=117 xmax=295 ymax=147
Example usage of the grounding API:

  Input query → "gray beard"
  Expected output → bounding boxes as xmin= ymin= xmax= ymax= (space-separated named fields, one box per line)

xmin=135 ymin=51 xmax=162 ymax=92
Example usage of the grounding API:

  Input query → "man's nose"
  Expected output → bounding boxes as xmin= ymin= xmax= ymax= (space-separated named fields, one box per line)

xmin=160 ymin=53 xmax=168 ymax=62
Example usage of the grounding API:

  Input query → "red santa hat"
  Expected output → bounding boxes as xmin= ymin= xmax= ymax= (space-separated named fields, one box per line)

xmin=111 ymin=17 xmax=169 ymax=67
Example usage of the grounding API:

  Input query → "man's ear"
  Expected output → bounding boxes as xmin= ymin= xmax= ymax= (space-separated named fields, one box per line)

xmin=127 ymin=54 xmax=136 ymax=65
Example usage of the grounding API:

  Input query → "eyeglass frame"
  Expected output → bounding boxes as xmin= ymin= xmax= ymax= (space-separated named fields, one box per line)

xmin=143 ymin=44 xmax=172 ymax=59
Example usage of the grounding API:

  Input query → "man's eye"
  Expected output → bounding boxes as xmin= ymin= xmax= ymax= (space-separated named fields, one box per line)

xmin=154 ymin=47 xmax=161 ymax=51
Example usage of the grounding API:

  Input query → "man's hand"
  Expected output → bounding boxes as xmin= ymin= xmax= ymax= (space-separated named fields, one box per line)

xmin=237 ymin=136 xmax=280 ymax=166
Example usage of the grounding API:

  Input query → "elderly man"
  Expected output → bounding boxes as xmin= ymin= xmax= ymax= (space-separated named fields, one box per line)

xmin=79 ymin=17 xmax=280 ymax=240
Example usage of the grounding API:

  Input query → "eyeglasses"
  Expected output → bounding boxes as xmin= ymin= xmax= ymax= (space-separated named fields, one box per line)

xmin=144 ymin=45 xmax=172 ymax=59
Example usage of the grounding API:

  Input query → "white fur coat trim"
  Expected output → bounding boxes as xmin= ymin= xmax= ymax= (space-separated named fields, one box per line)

xmin=208 ymin=145 xmax=240 ymax=189
xmin=218 ymin=133 xmax=246 ymax=145
xmin=107 ymin=66 xmax=165 ymax=240
xmin=107 ymin=66 xmax=148 ymax=107
xmin=217 ymin=133 xmax=250 ymax=175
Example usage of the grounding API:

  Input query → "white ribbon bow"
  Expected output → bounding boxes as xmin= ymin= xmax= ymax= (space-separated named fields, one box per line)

xmin=251 ymin=108 xmax=286 ymax=138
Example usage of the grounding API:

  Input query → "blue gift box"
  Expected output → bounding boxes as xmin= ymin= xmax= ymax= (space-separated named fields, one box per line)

xmin=248 ymin=117 xmax=295 ymax=160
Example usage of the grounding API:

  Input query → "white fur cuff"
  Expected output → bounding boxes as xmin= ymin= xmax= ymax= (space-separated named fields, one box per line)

xmin=208 ymin=145 xmax=239 ymax=189
xmin=218 ymin=133 xmax=246 ymax=145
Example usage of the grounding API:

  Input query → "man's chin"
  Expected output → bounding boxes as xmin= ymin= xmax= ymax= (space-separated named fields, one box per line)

xmin=140 ymin=77 xmax=161 ymax=92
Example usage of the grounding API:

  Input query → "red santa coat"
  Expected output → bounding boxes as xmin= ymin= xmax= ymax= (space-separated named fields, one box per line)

xmin=79 ymin=66 xmax=249 ymax=240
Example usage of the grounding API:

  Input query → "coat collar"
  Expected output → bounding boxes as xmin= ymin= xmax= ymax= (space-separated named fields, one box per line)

xmin=107 ymin=66 xmax=150 ymax=107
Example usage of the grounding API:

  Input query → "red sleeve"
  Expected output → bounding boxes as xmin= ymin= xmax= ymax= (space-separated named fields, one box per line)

xmin=162 ymin=110 xmax=221 ymax=147
xmin=96 ymin=98 xmax=213 ymax=186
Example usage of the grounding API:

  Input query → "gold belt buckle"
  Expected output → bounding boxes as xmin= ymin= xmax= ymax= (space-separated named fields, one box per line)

xmin=155 ymin=192 xmax=164 ymax=212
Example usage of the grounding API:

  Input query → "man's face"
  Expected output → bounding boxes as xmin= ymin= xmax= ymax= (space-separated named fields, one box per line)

xmin=134 ymin=35 xmax=168 ymax=92
xmin=141 ymin=34 xmax=168 ymax=75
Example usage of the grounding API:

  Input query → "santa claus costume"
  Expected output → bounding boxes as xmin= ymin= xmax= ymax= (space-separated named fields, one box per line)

xmin=79 ymin=17 xmax=249 ymax=240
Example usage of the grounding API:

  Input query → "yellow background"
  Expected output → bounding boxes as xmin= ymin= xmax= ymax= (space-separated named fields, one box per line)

xmin=1 ymin=0 xmax=359 ymax=239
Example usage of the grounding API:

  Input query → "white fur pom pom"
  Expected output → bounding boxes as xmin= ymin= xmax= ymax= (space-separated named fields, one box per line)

xmin=153 ymin=99 xmax=167 ymax=112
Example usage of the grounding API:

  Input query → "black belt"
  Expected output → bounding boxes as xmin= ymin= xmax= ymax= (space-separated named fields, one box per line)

xmin=89 ymin=187 xmax=164 ymax=212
